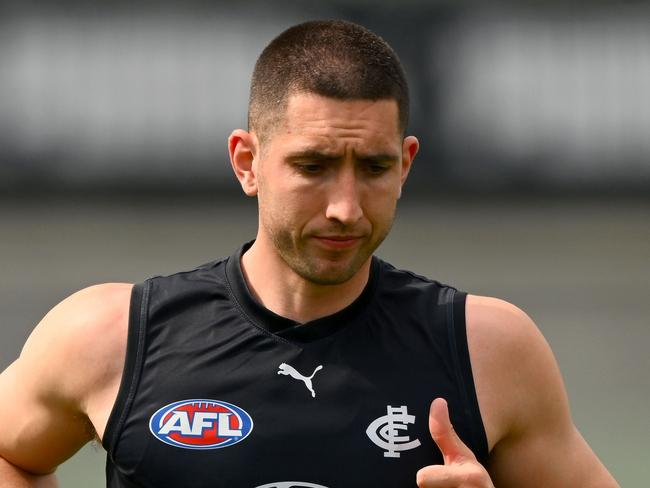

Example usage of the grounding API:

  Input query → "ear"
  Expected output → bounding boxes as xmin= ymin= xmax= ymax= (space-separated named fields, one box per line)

xmin=228 ymin=129 xmax=259 ymax=196
xmin=398 ymin=135 xmax=419 ymax=199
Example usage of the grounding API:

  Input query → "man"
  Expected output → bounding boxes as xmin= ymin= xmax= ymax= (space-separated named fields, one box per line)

xmin=0 ymin=20 xmax=618 ymax=488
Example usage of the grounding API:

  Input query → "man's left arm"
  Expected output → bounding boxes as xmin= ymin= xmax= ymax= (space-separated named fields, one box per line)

xmin=417 ymin=295 xmax=620 ymax=487
xmin=472 ymin=295 xmax=618 ymax=487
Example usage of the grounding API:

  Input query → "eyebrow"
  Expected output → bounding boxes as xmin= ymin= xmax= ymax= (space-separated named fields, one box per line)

xmin=285 ymin=149 xmax=400 ymax=164
xmin=285 ymin=150 xmax=341 ymax=163
xmin=357 ymin=153 xmax=401 ymax=164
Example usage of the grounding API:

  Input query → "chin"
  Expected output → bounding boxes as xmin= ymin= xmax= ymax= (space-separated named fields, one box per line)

xmin=297 ymin=257 xmax=366 ymax=286
xmin=302 ymin=272 xmax=356 ymax=286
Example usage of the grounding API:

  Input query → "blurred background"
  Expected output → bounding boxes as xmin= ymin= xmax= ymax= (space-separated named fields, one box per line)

xmin=1 ymin=0 xmax=648 ymax=486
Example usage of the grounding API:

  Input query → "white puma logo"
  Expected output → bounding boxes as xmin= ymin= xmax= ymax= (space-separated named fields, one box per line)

xmin=277 ymin=363 xmax=323 ymax=398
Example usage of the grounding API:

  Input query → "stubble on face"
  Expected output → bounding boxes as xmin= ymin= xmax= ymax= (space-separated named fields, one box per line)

xmin=254 ymin=95 xmax=405 ymax=287
xmin=257 ymin=169 xmax=390 ymax=286
xmin=261 ymin=200 xmax=395 ymax=286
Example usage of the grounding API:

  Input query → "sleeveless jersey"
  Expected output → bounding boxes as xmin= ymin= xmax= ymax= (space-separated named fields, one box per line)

xmin=102 ymin=243 xmax=488 ymax=488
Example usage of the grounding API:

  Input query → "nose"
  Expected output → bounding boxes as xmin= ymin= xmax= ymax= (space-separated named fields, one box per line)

xmin=325 ymin=165 xmax=364 ymax=226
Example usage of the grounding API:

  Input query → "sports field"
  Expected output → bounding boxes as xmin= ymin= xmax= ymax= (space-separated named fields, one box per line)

xmin=1 ymin=196 xmax=647 ymax=486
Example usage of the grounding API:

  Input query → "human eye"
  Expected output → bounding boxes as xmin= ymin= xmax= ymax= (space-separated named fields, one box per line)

xmin=296 ymin=162 xmax=325 ymax=175
xmin=364 ymin=161 xmax=391 ymax=176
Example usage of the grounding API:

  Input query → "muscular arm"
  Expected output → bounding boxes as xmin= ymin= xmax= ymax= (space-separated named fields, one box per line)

xmin=0 ymin=283 xmax=131 ymax=485
xmin=0 ymin=457 xmax=57 ymax=488
xmin=466 ymin=295 xmax=619 ymax=487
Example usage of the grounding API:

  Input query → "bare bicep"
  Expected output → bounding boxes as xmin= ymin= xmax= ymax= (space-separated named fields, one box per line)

xmin=0 ymin=283 xmax=131 ymax=474
xmin=488 ymin=423 xmax=619 ymax=487
xmin=466 ymin=295 xmax=619 ymax=487
xmin=0 ymin=359 xmax=93 ymax=474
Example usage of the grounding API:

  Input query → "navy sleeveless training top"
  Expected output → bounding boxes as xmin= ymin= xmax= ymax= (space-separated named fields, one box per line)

xmin=102 ymin=242 xmax=488 ymax=487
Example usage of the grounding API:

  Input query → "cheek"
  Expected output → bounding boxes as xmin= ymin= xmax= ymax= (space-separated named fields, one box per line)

xmin=366 ymin=200 xmax=397 ymax=232
xmin=362 ymin=180 xmax=401 ymax=218
xmin=258 ymin=181 xmax=318 ymax=229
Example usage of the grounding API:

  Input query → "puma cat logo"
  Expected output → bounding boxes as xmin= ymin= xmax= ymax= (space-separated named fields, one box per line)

xmin=277 ymin=363 xmax=323 ymax=398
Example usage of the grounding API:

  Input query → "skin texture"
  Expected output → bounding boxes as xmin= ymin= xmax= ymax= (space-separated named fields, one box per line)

xmin=0 ymin=283 xmax=131 ymax=484
xmin=416 ymin=398 xmax=494 ymax=488
xmin=229 ymin=94 xmax=417 ymax=322
xmin=0 ymin=93 xmax=620 ymax=487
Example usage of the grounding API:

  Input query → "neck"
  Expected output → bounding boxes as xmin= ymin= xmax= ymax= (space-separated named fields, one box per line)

xmin=240 ymin=236 xmax=371 ymax=324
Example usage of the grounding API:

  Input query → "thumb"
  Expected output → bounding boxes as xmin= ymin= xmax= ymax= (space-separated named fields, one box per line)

xmin=428 ymin=398 xmax=476 ymax=465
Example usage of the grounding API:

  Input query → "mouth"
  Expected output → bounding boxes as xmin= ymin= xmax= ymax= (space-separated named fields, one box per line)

xmin=312 ymin=235 xmax=364 ymax=250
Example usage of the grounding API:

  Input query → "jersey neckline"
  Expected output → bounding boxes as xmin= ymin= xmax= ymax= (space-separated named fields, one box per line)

xmin=225 ymin=241 xmax=381 ymax=343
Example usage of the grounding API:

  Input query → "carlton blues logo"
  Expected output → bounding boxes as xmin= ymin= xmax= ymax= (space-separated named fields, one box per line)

xmin=149 ymin=399 xmax=253 ymax=449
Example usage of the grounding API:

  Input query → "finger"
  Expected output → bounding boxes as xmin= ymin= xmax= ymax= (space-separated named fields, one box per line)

xmin=428 ymin=398 xmax=476 ymax=464
xmin=416 ymin=463 xmax=493 ymax=488
xmin=416 ymin=465 xmax=462 ymax=488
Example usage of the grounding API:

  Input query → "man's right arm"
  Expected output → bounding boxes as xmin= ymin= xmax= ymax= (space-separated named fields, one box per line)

xmin=0 ymin=457 xmax=57 ymax=488
xmin=0 ymin=283 xmax=132 ymax=486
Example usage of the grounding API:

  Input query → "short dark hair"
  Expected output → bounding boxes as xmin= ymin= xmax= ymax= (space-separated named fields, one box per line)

xmin=248 ymin=20 xmax=410 ymax=143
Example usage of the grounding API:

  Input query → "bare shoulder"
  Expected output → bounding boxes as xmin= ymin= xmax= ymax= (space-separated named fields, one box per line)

xmin=465 ymin=294 xmax=542 ymax=346
xmin=464 ymin=295 xmax=569 ymax=450
xmin=464 ymin=295 xmax=619 ymax=487
xmin=0 ymin=283 xmax=133 ymax=472
xmin=23 ymin=283 xmax=133 ymax=415
xmin=22 ymin=283 xmax=133 ymax=377
xmin=38 ymin=282 xmax=133 ymax=344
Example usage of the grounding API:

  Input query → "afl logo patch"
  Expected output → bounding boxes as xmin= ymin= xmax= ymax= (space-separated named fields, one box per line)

xmin=149 ymin=399 xmax=253 ymax=449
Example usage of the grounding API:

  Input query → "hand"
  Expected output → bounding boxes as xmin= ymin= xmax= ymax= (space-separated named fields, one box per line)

xmin=416 ymin=398 xmax=494 ymax=487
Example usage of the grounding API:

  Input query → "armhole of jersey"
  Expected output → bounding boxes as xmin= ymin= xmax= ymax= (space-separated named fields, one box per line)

xmin=446 ymin=289 xmax=490 ymax=463
xmin=102 ymin=280 xmax=150 ymax=456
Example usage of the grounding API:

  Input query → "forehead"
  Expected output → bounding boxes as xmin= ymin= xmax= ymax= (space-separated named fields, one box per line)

xmin=267 ymin=93 xmax=401 ymax=153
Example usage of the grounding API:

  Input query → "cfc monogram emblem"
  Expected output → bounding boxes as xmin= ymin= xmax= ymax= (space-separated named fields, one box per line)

xmin=366 ymin=405 xmax=421 ymax=458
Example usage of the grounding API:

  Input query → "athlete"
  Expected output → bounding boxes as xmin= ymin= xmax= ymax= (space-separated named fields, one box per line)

xmin=0 ymin=20 xmax=619 ymax=488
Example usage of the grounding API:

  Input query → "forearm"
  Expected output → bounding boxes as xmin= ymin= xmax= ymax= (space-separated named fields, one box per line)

xmin=0 ymin=456 xmax=58 ymax=488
